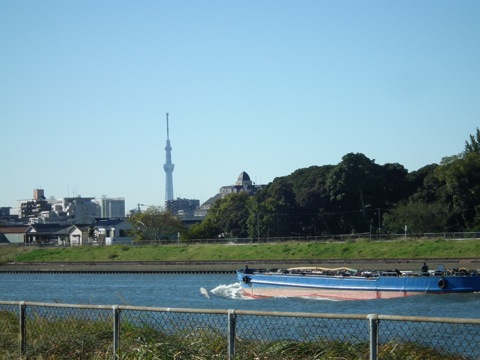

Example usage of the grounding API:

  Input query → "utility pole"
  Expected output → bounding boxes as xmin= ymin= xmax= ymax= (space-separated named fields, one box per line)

xmin=377 ymin=208 xmax=381 ymax=239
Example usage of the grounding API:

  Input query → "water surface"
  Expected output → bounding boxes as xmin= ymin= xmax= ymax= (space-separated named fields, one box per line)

xmin=1 ymin=273 xmax=479 ymax=318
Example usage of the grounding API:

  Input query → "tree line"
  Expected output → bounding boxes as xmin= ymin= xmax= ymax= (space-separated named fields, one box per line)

xmin=130 ymin=128 xmax=480 ymax=240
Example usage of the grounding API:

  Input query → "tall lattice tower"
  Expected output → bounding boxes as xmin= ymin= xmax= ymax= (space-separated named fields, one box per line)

xmin=163 ymin=113 xmax=175 ymax=203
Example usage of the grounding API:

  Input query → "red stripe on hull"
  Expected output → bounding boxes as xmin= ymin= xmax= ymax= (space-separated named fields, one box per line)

xmin=242 ymin=287 xmax=424 ymax=301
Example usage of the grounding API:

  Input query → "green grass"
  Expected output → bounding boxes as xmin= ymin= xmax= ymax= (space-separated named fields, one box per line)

xmin=1 ymin=238 xmax=480 ymax=263
xmin=0 ymin=310 xmax=469 ymax=360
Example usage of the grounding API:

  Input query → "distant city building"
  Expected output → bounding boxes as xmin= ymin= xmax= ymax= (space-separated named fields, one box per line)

xmin=166 ymin=198 xmax=200 ymax=217
xmin=0 ymin=207 xmax=19 ymax=225
xmin=100 ymin=196 xmax=125 ymax=219
xmin=19 ymin=190 xmax=100 ymax=224
xmin=195 ymin=171 xmax=265 ymax=217
xmin=61 ymin=196 xmax=101 ymax=224
xmin=33 ymin=189 xmax=45 ymax=200
xmin=220 ymin=171 xmax=262 ymax=196
xmin=19 ymin=189 xmax=51 ymax=221
xmin=3 ymin=189 xmax=127 ymax=225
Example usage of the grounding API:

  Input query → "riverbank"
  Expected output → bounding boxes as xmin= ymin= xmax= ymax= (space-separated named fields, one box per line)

xmin=2 ymin=240 xmax=480 ymax=273
xmin=1 ymin=258 xmax=479 ymax=273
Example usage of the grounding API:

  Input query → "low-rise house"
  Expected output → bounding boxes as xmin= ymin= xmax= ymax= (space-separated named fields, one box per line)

xmin=0 ymin=226 xmax=28 ymax=244
xmin=93 ymin=219 xmax=132 ymax=245
xmin=16 ymin=220 xmax=132 ymax=246
xmin=25 ymin=224 xmax=65 ymax=245
xmin=66 ymin=225 xmax=91 ymax=246
xmin=63 ymin=221 xmax=133 ymax=246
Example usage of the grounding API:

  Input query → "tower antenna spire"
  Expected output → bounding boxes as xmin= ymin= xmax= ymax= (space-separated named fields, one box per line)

xmin=166 ymin=112 xmax=170 ymax=140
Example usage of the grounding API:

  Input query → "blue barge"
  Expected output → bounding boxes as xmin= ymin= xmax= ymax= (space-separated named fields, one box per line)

xmin=237 ymin=265 xmax=480 ymax=300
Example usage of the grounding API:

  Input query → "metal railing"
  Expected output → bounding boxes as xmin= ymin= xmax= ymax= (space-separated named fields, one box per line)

xmin=10 ymin=231 xmax=480 ymax=247
xmin=131 ymin=231 xmax=480 ymax=246
xmin=1 ymin=301 xmax=480 ymax=359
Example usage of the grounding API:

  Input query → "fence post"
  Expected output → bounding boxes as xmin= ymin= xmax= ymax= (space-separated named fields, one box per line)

xmin=368 ymin=314 xmax=379 ymax=360
xmin=19 ymin=301 xmax=26 ymax=356
xmin=113 ymin=305 xmax=120 ymax=359
xmin=228 ymin=309 xmax=236 ymax=360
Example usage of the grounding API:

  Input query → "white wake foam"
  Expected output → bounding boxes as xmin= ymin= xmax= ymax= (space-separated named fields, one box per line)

xmin=211 ymin=283 xmax=252 ymax=300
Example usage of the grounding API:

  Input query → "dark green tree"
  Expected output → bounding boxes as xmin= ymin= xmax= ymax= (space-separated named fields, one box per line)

xmin=326 ymin=153 xmax=381 ymax=232
xmin=383 ymin=200 xmax=449 ymax=233
xmin=407 ymin=164 xmax=441 ymax=204
xmin=88 ymin=225 xmax=96 ymax=241
xmin=184 ymin=217 xmax=220 ymax=240
xmin=248 ymin=178 xmax=300 ymax=237
xmin=189 ymin=192 xmax=251 ymax=239
xmin=213 ymin=192 xmax=251 ymax=238
xmin=435 ymin=152 xmax=480 ymax=230
xmin=378 ymin=163 xmax=409 ymax=206
xmin=465 ymin=127 xmax=480 ymax=154
xmin=286 ymin=165 xmax=334 ymax=235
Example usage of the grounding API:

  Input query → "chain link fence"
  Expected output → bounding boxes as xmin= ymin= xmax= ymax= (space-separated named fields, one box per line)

xmin=1 ymin=301 xmax=480 ymax=359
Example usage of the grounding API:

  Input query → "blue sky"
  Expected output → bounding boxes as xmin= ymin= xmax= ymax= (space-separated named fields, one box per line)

xmin=1 ymin=1 xmax=479 ymax=213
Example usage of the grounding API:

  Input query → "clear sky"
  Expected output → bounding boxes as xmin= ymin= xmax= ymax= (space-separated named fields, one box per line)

xmin=1 ymin=1 xmax=479 ymax=213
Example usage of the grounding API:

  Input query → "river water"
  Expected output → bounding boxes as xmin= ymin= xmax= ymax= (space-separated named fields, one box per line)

xmin=1 ymin=273 xmax=480 ymax=318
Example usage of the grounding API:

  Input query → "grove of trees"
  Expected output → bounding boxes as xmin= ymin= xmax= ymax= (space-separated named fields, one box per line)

xmin=184 ymin=128 xmax=480 ymax=239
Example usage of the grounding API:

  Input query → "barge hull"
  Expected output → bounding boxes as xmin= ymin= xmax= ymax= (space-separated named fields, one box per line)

xmin=238 ymin=269 xmax=480 ymax=301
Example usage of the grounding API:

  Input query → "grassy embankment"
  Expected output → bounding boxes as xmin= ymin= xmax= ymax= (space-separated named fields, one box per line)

xmin=0 ymin=311 xmax=462 ymax=360
xmin=1 ymin=238 xmax=479 ymax=263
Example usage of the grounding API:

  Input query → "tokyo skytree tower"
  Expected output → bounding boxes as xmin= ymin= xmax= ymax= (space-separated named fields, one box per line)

xmin=163 ymin=113 xmax=174 ymax=202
